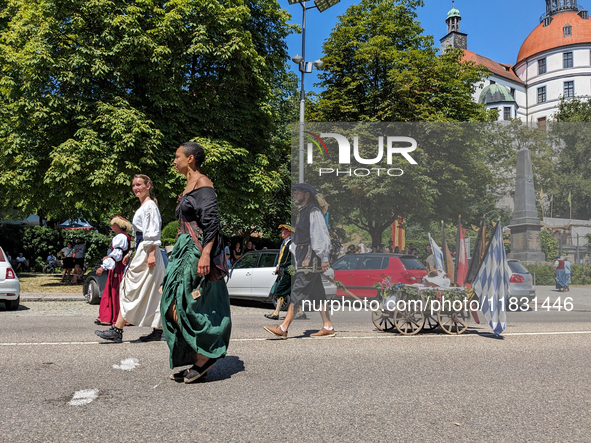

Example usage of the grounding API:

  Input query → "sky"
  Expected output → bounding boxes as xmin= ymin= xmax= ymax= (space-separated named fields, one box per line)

xmin=282 ymin=0 xmax=548 ymax=92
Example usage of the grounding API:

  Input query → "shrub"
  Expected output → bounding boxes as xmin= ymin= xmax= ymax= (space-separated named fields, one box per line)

xmin=541 ymin=230 xmax=558 ymax=261
xmin=571 ymin=264 xmax=591 ymax=285
xmin=162 ymin=221 xmax=179 ymax=241
xmin=523 ymin=262 xmax=555 ymax=286
xmin=1 ymin=226 xmax=110 ymax=271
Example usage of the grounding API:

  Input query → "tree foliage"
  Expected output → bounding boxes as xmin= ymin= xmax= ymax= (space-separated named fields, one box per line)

xmin=299 ymin=0 xmax=499 ymax=247
xmin=308 ymin=0 xmax=491 ymax=122
xmin=0 ymin=0 xmax=295 ymax=232
xmin=549 ymin=98 xmax=591 ymax=219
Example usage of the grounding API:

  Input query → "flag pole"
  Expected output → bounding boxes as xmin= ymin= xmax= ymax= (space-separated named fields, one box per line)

xmin=454 ymin=215 xmax=461 ymax=285
xmin=441 ymin=220 xmax=447 ymax=275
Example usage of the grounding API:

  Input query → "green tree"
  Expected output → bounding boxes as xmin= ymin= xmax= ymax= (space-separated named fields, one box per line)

xmin=300 ymin=0 xmax=502 ymax=247
xmin=308 ymin=0 xmax=491 ymax=122
xmin=549 ymin=98 xmax=591 ymax=219
xmin=0 ymin=0 xmax=295 ymax=231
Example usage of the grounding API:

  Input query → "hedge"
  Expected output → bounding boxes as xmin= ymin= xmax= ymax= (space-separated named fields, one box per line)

xmin=523 ymin=262 xmax=591 ymax=286
xmin=0 ymin=225 xmax=110 ymax=272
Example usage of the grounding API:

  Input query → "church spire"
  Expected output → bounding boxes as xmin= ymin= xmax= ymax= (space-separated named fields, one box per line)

xmin=446 ymin=1 xmax=461 ymax=33
xmin=440 ymin=1 xmax=467 ymax=52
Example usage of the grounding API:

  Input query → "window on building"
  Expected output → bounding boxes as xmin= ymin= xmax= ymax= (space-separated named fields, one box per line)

xmin=538 ymin=86 xmax=547 ymax=103
xmin=538 ymin=117 xmax=547 ymax=130
xmin=564 ymin=52 xmax=573 ymax=68
xmin=510 ymin=88 xmax=515 ymax=97
xmin=564 ymin=81 xmax=575 ymax=98
xmin=503 ymin=107 xmax=511 ymax=120
xmin=490 ymin=80 xmax=496 ymax=85
xmin=564 ymin=25 xmax=572 ymax=37
xmin=538 ymin=58 xmax=547 ymax=75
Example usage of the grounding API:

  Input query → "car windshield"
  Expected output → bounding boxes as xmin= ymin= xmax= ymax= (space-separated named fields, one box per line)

xmin=234 ymin=253 xmax=258 ymax=269
xmin=257 ymin=253 xmax=277 ymax=268
xmin=332 ymin=256 xmax=360 ymax=270
xmin=508 ymin=261 xmax=529 ymax=274
xmin=400 ymin=257 xmax=425 ymax=270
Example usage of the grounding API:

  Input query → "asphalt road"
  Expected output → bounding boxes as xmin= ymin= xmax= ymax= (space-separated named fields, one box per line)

xmin=1 ymin=286 xmax=590 ymax=442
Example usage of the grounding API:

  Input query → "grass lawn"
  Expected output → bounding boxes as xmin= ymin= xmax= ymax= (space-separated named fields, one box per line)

xmin=17 ymin=273 xmax=84 ymax=293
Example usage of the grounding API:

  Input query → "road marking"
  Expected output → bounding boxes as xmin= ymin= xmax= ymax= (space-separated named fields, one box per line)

xmin=68 ymin=389 xmax=98 ymax=406
xmin=1 ymin=330 xmax=591 ymax=346
xmin=0 ymin=341 xmax=100 ymax=346
xmin=113 ymin=358 xmax=140 ymax=371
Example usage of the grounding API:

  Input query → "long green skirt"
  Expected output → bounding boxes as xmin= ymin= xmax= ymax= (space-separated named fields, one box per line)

xmin=160 ymin=234 xmax=232 ymax=369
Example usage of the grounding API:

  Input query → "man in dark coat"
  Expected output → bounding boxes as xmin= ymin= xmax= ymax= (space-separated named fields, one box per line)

xmin=264 ymin=224 xmax=293 ymax=320
xmin=264 ymin=183 xmax=334 ymax=339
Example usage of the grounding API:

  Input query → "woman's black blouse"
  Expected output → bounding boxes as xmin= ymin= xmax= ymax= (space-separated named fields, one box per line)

xmin=176 ymin=187 xmax=222 ymax=248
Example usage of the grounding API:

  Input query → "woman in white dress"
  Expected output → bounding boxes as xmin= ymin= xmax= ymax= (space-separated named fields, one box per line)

xmin=95 ymin=174 xmax=166 ymax=343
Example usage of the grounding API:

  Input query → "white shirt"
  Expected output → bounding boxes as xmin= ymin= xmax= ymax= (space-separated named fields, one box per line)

xmin=100 ymin=233 xmax=129 ymax=270
xmin=60 ymin=247 xmax=73 ymax=258
xmin=132 ymin=200 xmax=162 ymax=247
xmin=309 ymin=208 xmax=331 ymax=263
xmin=73 ymin=243 xmax=86 ymax=258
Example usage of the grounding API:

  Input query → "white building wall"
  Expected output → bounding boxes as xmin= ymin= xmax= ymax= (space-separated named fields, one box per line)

xmin=516 ymin=45 xmax=591 ymax=122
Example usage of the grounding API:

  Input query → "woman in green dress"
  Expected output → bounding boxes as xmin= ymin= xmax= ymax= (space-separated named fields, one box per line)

xmin=161 ymin=141 xmax=232 ymax=384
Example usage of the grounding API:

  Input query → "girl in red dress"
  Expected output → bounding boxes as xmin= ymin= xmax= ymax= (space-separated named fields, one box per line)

xmin=94 ymin=217 xmax=132 ymax=326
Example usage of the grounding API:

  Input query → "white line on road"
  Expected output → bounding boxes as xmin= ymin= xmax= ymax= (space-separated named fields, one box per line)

xmin=68 ymin=389 xmax=98 ymax=406
xmin=113 ymin=358 xmax=140 ymax=371
xmin=1 ymin=330 xmax=591 ymax=346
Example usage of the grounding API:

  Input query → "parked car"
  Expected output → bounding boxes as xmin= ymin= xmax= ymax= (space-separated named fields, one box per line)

xmin=331 ymin=253 xmax=428 ymax=298
xmin=227 ymin=250 xmax=337 ymax=309
xmin=0 ymin=246 xmax=20 ymax=310
xmin=83 ymin=248 xmax=169 ymax=304
xmin=507 ymin=259 xmax=535 ymax=301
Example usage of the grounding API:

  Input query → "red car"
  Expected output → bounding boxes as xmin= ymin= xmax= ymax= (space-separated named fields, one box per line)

xmin=331 ymin=253 xmax=428 ymax=298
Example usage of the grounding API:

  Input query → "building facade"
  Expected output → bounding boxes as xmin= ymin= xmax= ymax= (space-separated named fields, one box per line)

xmin=442 ymin=1 xmax=591 ymax=123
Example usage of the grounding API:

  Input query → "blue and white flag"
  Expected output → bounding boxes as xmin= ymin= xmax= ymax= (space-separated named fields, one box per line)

xmin=472 ymin=221 xmax=511 ymax=336
xmin=428 ymin=233 xmax=444 ymax=272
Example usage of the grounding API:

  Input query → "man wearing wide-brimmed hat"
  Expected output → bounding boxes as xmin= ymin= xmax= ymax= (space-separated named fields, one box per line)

xmin=264 ymin=183 xmax=335 ymax=339
xmin=264 ymin=224 xmax=294 ymax=320
xmin=94 ymin=216 xmax=132 ymax=326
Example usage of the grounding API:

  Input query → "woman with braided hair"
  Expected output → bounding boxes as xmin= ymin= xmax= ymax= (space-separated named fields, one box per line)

xmin=95 ymin=174 xmax=166 ymax=343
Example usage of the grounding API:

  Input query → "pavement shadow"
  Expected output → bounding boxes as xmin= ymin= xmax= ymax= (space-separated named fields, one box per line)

xmin=207 ymin=355 xmax=245 ymax=382
xmin=0 ymin=302 xmax=30 ymax=311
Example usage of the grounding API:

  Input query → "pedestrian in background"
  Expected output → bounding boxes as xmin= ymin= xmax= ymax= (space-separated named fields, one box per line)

xmin=95 ymin=174 xmax=166 ymax=343
xmin=554 ymin=255 xmax=567 ymax=292
xmin=231 ymin=242 xmax=242 ymax=265
xmin=264 ymin=224 xmax=293 ymax=321
xmin=59 ymin=242 xmax=74 ymax=282
xmin=94 ymin=216 xmax=132 ymax=326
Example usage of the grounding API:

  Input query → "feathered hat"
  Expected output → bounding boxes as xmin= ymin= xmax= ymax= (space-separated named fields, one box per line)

xmin=110 ymin=216 xmax=132 ymax=233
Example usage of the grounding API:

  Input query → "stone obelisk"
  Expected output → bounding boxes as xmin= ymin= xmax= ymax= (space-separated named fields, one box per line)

xmin=508 ymin=147 xmax=546 ymax=263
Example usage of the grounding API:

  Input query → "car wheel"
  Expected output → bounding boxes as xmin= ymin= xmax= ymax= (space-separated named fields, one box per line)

xmin=273 ymin=295 xmax=291 ymax=312
xmin=84 ymin=279 xmax=101 ymax=305
xmin=6 ymin=296 xmax=20 ymax=310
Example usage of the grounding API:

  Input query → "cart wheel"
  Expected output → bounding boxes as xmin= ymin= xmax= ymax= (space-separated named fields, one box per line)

xmin=437 ymin=309 xmax=470 ymax=335
xmin=394 ymin=307 xmax=424 ymax=335
xmin=372 ymin=310 xmax=395 ymax=331
xmin=422 ymin=314 xmax=439 ymax=331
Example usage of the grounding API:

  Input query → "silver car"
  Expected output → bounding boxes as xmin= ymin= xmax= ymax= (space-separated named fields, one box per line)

xmin=0 ymin=246 xmax=20 ymax=310
xmin=227 ymin=250 xmax=336 ymax=309
xmin=507 ymin=259 xmax=535 ymax=300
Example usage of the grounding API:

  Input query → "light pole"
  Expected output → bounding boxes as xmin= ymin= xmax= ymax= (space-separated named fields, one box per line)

xmin=288 ymin=0 xmax=340 ymax=183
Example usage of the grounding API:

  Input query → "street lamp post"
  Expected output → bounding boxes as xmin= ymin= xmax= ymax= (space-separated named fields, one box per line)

xmin=288 ymin=0 xmax=340 ymax=183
